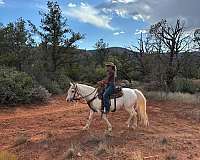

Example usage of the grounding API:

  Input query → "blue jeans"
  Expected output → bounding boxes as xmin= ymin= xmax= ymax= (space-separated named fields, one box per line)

xmin=103 ymin=83 xmax=114 ymax=112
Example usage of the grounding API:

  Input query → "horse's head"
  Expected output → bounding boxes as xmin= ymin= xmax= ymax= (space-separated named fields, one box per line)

xmin=66 ymin=82 xmax=79 ymax=102
xmin=66 ymin=83 xmax=96 ymax=103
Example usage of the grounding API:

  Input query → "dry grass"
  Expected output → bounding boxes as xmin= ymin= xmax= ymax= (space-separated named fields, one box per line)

xmin=63 ymin=145 xmax=76 ymax=160
xmin=14 ymin=134 xmax=28 ymax=146
xmin=129 ymin=151 xmax=143 ymax=160
xmin=165 ymin=152 xmax=177 ymax=160
xmin=146 ymin=91 xmax=200 ymax=104
xmin=0 ymin=151 xmax=17 ymax=160
xmin=182 ymin=109 xmax=200 ymax=121
xmin=160 ymin=137 xmax=168 ymax=145
xmin=95 ymin=142 xmax=109 ymax=156
xmin=63 ymin=143 xmax=82 ymax=160
xmin=85 ymin=135 xmax=101 ymax=146
xmin=192 ymin=79 xmax=200 ymax=88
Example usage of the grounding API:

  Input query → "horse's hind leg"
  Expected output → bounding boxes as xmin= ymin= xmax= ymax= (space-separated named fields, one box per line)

xmin=102 ymin=114 xmax=112 ymax=132
xmin=132 ymin=108 xmax=138 ymax=129
xmin=125 ymin=105 xmax=137 ymax=129
xmin=125 ymin=113 xmax=133 ymax=128
xmin=82 ymin=110 xmax=94 ymax=130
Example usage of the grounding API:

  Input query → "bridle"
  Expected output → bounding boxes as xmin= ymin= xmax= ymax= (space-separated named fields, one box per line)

xmin=71 ymin=84 xmax=98 ymax=102
xmin=70 ymin=84 xmax=98 ymax=112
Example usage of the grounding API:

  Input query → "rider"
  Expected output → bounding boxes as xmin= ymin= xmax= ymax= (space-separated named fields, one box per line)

xmin=98 ymin=62 xmax=116 ymax=113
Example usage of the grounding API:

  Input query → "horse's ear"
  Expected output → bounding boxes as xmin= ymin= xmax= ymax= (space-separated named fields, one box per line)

xmin=70 ymin=82 xmax=76 ymax=86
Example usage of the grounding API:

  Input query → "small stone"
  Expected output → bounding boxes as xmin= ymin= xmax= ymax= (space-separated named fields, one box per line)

xmin=77 ymin=152 xmax=81 ymax=157
xmin=43 ymin=144 xmax=48 ymax=149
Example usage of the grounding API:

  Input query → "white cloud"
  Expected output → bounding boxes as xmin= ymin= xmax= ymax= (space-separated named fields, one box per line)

xmin=98 ymin=0 xmax=200 ymax=30
xmin=64 ymin=3 xmax=115 ymax=30
xmin=132 ymin=14 xmax=144 ymax=21
xmin=112 ymin=0 xmax=136 ymax=3
xmin=113 ymin=31 xmax=125 ymax=35
xmin=68 ymin=3 xmax=76 ymax=8
xmin=0 ymin=0 xmax=5 ymax=6
xmin=115 ymin=8 xmax=127 ymax=17
xmin=134 ymin=29 xmax=148 ymax=35
xmin=132 ymin=14 xmax=150 ymax=21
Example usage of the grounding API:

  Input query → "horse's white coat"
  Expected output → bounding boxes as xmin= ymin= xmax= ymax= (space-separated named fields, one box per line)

xmin=66 ymin=83 xmax=149 ymax=132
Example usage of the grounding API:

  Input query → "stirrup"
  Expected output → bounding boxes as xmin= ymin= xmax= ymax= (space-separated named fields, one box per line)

xmin=101 ymin=107 xmax=108 ymax=114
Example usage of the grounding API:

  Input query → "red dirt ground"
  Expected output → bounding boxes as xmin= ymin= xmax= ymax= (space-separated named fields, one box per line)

xmin=0 ymin=96 xmax=200 ymax=160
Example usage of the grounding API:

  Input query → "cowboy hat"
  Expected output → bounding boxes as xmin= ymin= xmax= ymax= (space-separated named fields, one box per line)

xmin=105 ymin=62 xmax=115 ymax=67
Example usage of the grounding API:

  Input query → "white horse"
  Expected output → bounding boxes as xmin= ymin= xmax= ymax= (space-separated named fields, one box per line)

xmin=66 ymin=83 xmax=149 ymax=132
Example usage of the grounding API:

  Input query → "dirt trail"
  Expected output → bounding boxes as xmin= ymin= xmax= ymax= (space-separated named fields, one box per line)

xmin=0 ymin=96 xmax=200 ymax=160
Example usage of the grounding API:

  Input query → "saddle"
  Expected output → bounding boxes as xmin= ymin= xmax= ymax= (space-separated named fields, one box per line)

xmin=97 ymin=85 xmax=123 ymax=100
xmin=97 ymin=85 xmax=123 ymax=113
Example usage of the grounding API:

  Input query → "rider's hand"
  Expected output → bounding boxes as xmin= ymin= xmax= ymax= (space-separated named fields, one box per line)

xmin=98 ymin=80 xmax=106 ymax=86
xmin=97 ymin=81 xmax=103 ymax=85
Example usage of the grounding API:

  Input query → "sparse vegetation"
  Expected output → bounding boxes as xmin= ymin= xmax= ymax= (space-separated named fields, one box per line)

xmin=174 ymin=78 xmax=197 ymax=94
xmin=85 ymin=135 xmax=101 ymax=146
xmin=129 ymin=151 xmax=143 ymax=160
xmin=63 ymin=146 xmax=76 ymax=160
xmin=145 ymin=91 xmax=200 ymax=104
xmin=0 ymin=151 xmax=17 ymax=160
xmin=0 ymin=96 xmax=200 ymax=159
xmin=14 ymin=135 xmax=28 ymax=146
xmin=63 ymin=144 xmax=81 ymax=160
xmin=166 ymin=153 xmax=177 ymax=160
xmin=1 ymin=0 xmax=200 ymax=160
xmin=160 ymin=137 xmax=168 ymax=145
xmin=95 ymin=142 xmax=108 ymax=156
xmin=0 ymin=0 xmax=200 ymax=105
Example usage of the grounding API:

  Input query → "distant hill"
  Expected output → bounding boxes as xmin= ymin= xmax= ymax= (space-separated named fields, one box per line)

xmin=71 ymin=47 xmax=136 ymax=58
xmin=87 ymin=47 xmax=134 ymax=54
xmin=74 ymin=47 xmax=200 ymax=57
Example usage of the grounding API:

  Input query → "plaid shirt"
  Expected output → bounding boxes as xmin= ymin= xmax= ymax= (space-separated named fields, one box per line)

xmin=105 ymin=69 xmax=115 ymax=84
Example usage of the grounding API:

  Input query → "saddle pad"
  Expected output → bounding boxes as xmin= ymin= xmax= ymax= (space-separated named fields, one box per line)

xmin=97 ymin=85 xmax=123 ymax=100
xmin=110 ymin=91 xmax=123 ymax=99
xmin=98 ymin=91 xmax=123 ymax=99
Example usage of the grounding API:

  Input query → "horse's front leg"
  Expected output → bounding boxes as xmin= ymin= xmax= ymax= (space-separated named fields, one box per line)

xmin=82 ymin=110 xmax=94 ymax=130
xmin=102 ymin=114 xmax=112 ymax=132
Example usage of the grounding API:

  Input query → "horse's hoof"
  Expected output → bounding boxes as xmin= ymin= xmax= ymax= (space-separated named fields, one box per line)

xmin=82 ymin=126 xmax=89 ymax=131
xmin=108 ymin=127 xmax=112 ymax=132
xmin=131 ymin=125 xmax=137 ymax=130
xmin=104 ymin=130 xmax=112 ymax=136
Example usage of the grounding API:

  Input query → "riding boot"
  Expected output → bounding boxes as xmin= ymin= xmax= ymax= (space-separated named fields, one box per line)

xmin=101 ymin=98 xmax=104 ymax=113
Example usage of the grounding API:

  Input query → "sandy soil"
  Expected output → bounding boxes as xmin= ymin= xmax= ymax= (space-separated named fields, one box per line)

xmin=0 ymin=96 xmax=200 ymax=160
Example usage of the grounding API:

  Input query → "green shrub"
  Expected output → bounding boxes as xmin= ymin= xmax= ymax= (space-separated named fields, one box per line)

xmin=54 ymin=70 xmax=71 ymax=90
xmin=36 ymin=69 xmax=71 ymax=94
xmin=95 ymin=67 xmax=106 ymax=81
xmin=0 ymin=67 xmax=51 ymax=105
xmin=45 ymin=80 xmax=63 ymax=94
xmin=36 ymin=75 xmax=61 ymax=95
xmin=174 ymin=78 xmax=197 ymax=94
xmin=0 ymin=67 xmax=34 ymax=104
xmin=31 ymin=86 xmax=51 ymax=103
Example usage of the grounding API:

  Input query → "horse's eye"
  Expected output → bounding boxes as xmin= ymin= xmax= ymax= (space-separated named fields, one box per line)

xmin=71 ymin=91 xmax=74 ymax=93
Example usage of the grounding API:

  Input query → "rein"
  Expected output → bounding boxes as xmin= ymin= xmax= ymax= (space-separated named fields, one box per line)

xmin=72 ymin=84 xmax=98 ymax=112
xmin=73 ymin=85 xmax=97 ymax=101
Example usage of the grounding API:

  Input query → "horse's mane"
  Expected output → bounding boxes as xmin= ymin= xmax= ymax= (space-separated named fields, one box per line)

xmin=77 ymin=83 xmax=95 ymax=90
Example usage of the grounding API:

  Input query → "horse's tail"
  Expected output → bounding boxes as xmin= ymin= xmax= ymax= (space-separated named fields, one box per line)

xmin=134 ymin=89 xmax=149 ymax=127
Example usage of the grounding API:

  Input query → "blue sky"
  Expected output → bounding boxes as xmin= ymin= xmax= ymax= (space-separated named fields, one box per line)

xmin=0 ymin=0 xmax=199 ymax=49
